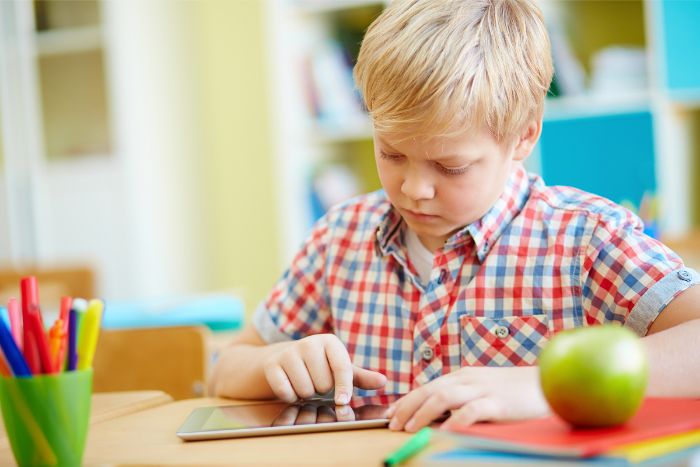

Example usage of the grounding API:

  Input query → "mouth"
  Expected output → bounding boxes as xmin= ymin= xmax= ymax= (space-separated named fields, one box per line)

xmin=404 ymin=209 xmax=439 ymax=221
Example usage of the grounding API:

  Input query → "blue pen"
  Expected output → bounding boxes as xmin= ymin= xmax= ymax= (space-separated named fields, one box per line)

xmin=67 ymin=308 xmax=78 ymax=371
xmin=0 ymin=315 xmax=32 ymax=377
xmin=0 ymin=307 xmax=9 ymax=330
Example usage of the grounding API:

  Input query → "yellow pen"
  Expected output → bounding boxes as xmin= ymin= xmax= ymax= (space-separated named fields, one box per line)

xmin=77 ymin=299 xmax=104 ymax=371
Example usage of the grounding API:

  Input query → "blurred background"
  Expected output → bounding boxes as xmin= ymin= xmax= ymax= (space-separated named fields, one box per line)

xmin=0 ymin=0 xmax=699 ymax=335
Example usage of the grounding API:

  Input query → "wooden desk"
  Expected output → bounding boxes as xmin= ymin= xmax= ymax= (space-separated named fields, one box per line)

xmin=0 ymin=390 xmax=173 ymax=453
xmin=2 ymin=397 xmax=427 ymax=466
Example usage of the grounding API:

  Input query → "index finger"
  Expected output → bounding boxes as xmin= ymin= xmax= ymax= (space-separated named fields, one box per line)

xmin=323 ymin=338 xmax=354 ymax=405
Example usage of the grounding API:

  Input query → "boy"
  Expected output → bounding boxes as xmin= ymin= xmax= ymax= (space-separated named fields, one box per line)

xmin=209 ymin=0 xmax=700 ymax=432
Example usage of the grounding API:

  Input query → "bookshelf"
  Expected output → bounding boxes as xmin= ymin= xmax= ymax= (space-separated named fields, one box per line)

xmin=539 ymin=0 xmax=700 ymax=240
xmin=264 ymin=0 xmax=386 ymax=265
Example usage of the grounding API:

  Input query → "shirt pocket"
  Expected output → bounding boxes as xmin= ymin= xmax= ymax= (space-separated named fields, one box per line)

xmin=460 ymin=315 xmax=550 ymax=367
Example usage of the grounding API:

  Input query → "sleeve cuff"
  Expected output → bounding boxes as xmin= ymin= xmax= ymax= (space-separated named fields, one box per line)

xmin=625 ymin=267 xmax=700 ymax=337
xmin=252 ymin=300 xmax=294 ymax=344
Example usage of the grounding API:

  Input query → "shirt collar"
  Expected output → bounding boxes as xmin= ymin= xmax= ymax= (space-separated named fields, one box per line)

xmin=374 ymin=164 xmax=531 ymax=260
xmin=375 ymin=200 xmax=404 ymax=257
xmin=464 ymin=163 xmax=532 ymax=262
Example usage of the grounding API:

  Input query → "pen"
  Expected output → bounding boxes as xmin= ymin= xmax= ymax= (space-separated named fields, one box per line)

xmin=77 ymin=299 xmax=104 ymax=370
xmin=20 ymin=276 xmax=42 ymax=374
xmin=0 ymin=348 xmax=11 ymax=377
xmin=0 ymin=307 xmax=9 ymax=331
xmin=57 ymin=296 xmax=72 ymax=371
xmin=59 ymin=296 xmax=72 ymax=323
xmin=67 ymin=308 xmax=78 ymax=371
xmin=49 ymin=319 xmax=65 ymax=373
xmin=28 ymin=313 xmax=53 ymax=374
xmin=0 ymin=314 xmax=32 ymax=377
xmin=71 ymin=298 xmax=89 ymax=347
xmin=383 ymin=427 xmax=432 ymax=467
xmin=8 ymin=298 xmax=22 ymax=350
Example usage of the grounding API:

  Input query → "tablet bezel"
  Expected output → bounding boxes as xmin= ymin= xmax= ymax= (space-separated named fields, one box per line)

xmin=176 ymin=396 xmax=398 ymax=441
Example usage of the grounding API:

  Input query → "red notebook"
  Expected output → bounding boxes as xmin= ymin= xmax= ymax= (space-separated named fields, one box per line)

xmin=441 ymin=398 xmax=700 ymax=458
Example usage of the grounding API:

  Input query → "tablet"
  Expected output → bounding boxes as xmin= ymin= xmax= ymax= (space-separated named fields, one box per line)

xmin=176 ymin=394 xmax=402 ymax=441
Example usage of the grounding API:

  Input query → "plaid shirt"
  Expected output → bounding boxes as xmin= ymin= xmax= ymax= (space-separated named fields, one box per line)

xmin=254 ymin=164 xmax=699 ymax=395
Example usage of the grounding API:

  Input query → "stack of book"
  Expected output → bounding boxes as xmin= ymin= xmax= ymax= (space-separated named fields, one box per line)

xmin=419 ymin=398 xmax=700 ymax=466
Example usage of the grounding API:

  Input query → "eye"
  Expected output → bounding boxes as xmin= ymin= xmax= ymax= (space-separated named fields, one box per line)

xmin=379 ymin=149 xmax=401 ymax=161
xmin=437 ymin=163 xmax=470 ymax=176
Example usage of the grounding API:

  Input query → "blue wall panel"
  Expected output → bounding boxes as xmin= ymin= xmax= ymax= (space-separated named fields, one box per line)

xmin=662 ymin=1 xmax=700 ymax=90
xmin=540 ymin=111 xmax=656 ymax=209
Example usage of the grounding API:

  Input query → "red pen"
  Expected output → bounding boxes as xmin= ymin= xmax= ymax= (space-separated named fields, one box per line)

xmin=7 ymin=298 xmax=22 ymax=351
xmin=28 ymin=313 xmax=53 ymax=374
xmin=20 ymin=277 xmax=42 ymax=374
xmin=59 ymin=296 xmax=72 ymax=325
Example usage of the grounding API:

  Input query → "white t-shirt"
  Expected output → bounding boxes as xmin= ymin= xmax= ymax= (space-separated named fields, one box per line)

xmin=404 ymin=227 xmax=435 ymax=285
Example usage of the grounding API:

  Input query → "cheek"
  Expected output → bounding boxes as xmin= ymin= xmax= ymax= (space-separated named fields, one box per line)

xmin=376 ymin=159 xmax=398 ymax=190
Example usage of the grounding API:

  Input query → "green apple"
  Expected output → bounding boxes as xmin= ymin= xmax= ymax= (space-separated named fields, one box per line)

xmin=538 ymin=325 xmax=648 ymax=428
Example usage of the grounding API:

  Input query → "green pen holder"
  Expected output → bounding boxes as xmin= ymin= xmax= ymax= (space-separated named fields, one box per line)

xmin=0 ymin=369 xmax=92 ymax=467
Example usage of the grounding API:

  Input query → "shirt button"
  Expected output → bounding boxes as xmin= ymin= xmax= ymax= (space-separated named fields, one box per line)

xmin=678 ymin=270 xmax=692 ymax=282
xmin=421 ymin=348 xmax=434 ymax=361
xmin=495 ymin=326 xmax=509 ymax=339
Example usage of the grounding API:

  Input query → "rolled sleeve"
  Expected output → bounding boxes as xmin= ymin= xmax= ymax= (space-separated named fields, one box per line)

xmin=625 ymin=267 xmax=700 ymax=337
xmin=252 ymin=300 xmax=295 ymax=344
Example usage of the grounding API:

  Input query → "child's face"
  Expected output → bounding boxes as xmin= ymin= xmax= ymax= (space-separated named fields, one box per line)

xmin=374 ymin=125 xmax=528 ymax=252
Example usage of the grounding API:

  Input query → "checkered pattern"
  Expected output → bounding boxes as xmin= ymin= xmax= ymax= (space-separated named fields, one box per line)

xmin=258 ymin=165 xmax=684 ymax=396
xmin=459 ymin=315 xmax=550 ymax=366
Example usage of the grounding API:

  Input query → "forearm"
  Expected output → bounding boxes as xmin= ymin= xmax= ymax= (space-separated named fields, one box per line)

xmin=642 ymin=318 xmax=700 ymax=397
xmin=208 ymin=341 xmax=292 ymax=399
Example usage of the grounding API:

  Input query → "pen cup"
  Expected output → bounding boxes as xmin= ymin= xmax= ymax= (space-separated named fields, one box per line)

xmin=0 ymin=369 xmax=92 ymax=467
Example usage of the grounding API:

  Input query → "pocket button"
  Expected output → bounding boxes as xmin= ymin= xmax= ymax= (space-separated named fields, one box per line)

xmin=495 ymin=326 xmax=509 ymax=339
xmin=421 ymin=348 xmax=434 ymax=361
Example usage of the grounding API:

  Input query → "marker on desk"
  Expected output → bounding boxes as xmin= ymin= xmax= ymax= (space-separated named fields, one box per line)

xmin=8 ymin=298 xmax=22 ymax=350
xmin=77 ymin=299 xmax=104 ymax=370
xmin=383 ymin=427 xmax=432 ymax=467
xmin=0 ymin=315 xmax=32 ymax=377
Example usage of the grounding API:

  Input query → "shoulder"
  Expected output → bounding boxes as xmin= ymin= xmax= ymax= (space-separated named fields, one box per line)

xmin=527 ymin=178 xmax=642 ymax=233
xmin=323 ymin=189 xmax=392 ymax=233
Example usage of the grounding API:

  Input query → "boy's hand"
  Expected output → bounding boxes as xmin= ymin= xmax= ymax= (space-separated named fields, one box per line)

xmin=263 ymin=334 xmax=387 ymax=405
xmin=385 ymin=366 xmax=551 ymax=432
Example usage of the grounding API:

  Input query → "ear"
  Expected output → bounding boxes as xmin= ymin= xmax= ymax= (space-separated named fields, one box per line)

xmin=512 ymin=119 xmax=542 ymax=162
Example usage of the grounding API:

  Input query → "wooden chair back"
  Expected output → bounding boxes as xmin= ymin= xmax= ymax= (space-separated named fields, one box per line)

xmin=0 ymin=265 xmax=95 ymax=311
xmin=92 ymin=325 xmax=210 ymax=400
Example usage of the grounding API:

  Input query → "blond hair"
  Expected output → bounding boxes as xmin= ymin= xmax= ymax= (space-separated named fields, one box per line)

xmin=354 ymin=0 xmax=554 ymax=146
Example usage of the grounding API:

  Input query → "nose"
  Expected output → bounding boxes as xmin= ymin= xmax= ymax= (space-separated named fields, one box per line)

xmin=401 ymin=167 xmax=434 ymax=201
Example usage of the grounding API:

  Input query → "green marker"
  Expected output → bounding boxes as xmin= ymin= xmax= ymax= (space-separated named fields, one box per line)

xmin=383 ymin=427 xmax=432 ymax=467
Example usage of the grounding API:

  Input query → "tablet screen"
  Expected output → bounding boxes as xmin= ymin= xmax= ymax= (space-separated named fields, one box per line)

xmin=177 ymin=394 xmax=402 ymax=440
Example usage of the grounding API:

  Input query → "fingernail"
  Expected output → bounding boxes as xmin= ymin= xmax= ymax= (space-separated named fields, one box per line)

xmin=405 ymin=419 xmax=415 ymax=432
xmin=389 ymin=418 xmax=399 ymax=430
xmin=336 ymin=394 xmax=349 ymax=405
